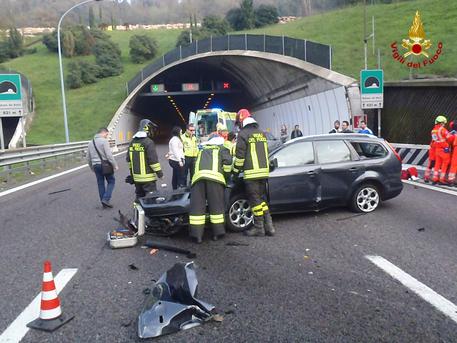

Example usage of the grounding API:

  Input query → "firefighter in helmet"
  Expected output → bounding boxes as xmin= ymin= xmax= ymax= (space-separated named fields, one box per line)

xmin=431 ymin=115 xmax=451 ymax=184
xmin=233 ymin=109 xmax=275 ymax=237
xmin=126 ymin=119 xmax=163 ymax=199
xmin=189 ymin=136 xmax=232 ymax=243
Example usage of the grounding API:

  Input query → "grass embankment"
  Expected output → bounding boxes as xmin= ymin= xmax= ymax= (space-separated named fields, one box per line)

xmin=244 ymin=0 xmax=456 ymax=81
xmin=2 ymin=29 xmax=181 ymax=144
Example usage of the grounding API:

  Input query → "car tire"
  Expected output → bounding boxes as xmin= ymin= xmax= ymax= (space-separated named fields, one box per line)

xmin=226 ymin=193 xmax=253 ymax=232
xmin=350 ymin=183 xmax=381 ymax=213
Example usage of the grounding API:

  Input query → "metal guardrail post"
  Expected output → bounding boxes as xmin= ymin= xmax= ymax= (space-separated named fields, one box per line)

xmin=329 ymin=45 xmax=333 ymax=70
xmin=210 ymin=36 xmax=213 ymax=52
xmin=141 ymin=69 xmax=144 ymax=82
xmin=228 ymin=34 xmax=230 ymax=50
xmin=179 ymin=45 xmax=182 ymax=59
xmin=282 ymin=35 xmax=285 ymax=55
xmin=304 ymin=40 xmax=307 ymax=61
xmin=196 ymin=40 xmax=198 ymax=54
xmin=263 ymin=34 xmax=266 ymax=52
xmin=245 ymin=34 xmax=248 ymax=50
xmin=162 ymin=55 xmax=165 ymax=67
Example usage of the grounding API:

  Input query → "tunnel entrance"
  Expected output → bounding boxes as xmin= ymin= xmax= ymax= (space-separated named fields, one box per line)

xmin=109 ymin=38 xmax=361 ymax=144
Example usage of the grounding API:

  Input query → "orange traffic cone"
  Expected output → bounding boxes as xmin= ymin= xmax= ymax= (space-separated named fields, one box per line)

xmin=27 ymin=260 xmax=74 ymax=332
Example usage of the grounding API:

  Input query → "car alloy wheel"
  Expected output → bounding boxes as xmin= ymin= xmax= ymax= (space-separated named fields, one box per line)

xmin=229 ymin=198 xmax=253 ymax=231
xmin=356 ymin=186 xmax=379 ymax=212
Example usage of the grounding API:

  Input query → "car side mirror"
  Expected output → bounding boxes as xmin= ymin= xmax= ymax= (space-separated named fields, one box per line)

xmin=269 ymin=158 xmax=278 ymax=171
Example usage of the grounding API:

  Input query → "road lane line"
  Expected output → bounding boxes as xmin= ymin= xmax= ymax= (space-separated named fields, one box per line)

xmin=0 ymin=151 xmax=126 ymax=198
xmin=403 ymin=180 xmax=457 ymax=197
xmin=366 ymin=255 xmax=457 ymax=324
xmin=0 ymin=268 xmax=78 ymax=343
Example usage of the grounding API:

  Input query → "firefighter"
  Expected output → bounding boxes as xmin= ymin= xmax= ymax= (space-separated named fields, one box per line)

xmin=127 ymin=119 xmax=163 ymax=199
xmin=189 ymin=136 xmax=232 ymax=243
xmin=233 ymin=109 xmax=275 ymax=237
xmin=431 ymin=115 xmax=451 ymax=184
xmin=223 ymin=131 xmax=237 ymax=156
xmin=181 ymin=123 xmax=198 ymax=185
xmin=447 ymin=121 xmax=457 ymax=185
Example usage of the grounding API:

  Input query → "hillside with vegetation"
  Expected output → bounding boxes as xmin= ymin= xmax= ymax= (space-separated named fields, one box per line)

xmin=1 ymin=0 xmax=454 ymax=144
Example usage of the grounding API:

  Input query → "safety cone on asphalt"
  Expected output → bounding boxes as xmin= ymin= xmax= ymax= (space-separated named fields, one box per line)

xmin=27 ymin=260 xmax=74 ymax=332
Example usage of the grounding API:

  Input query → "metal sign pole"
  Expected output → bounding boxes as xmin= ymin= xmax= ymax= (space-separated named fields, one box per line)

xmin=0 ymin=118 xmax=5 ymax=151
xmin=378 ymin=108 xmax=381 ymax=138
xmin=21 ymin=117 xmax=26 ymax=147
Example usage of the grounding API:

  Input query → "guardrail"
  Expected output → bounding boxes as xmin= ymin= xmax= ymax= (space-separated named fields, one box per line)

xmin=391 ymin=143 xmax=429 ymax=167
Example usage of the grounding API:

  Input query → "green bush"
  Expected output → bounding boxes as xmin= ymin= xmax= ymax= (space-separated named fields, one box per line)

xmin=93 ymin=40 xmax=123 ymax=77
xmin=0 ymin=41 xmax=10 ymax=63
xmin=42 ymin=31 xmax=58 ymax=52
xmin=72 ymin=26 xmax=96 ymax=56
xmin=66 ymin=61 xmax=83 ymax=89
xmin=79 ymin=61 xmax=100 ymax=84
xmin=129 ymin=34 xmax=158 ymax=63
xmin=254 ymin=5 xmax=279 ymax=28
xmin=201 ymin=16 xmax=230 ymax=36
xmin=8 ymin=27 xmax=24 ymax=58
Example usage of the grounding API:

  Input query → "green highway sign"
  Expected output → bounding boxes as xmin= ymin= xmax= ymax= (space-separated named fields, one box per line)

xmin=360 ymin=69 xmax=383 ymax=109
xmin=0 ymin=74 xmax=23 ymax=117
xmin=151 ymin=83 xmax=165 ymax=93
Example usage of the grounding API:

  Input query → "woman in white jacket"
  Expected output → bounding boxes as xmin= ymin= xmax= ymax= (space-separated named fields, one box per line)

xmin=168 ymin=126 xmax=186 ymax=189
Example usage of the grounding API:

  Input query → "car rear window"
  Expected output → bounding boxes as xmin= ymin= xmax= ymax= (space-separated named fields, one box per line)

xmin=350 ymin=142 xmax=387 ymax=159
xmin=315 ymin=140 xmax=351 ymax=164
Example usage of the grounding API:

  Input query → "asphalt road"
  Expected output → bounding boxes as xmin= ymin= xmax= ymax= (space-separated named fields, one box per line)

xmin=0 ymin=145 xmax=456 ymax=343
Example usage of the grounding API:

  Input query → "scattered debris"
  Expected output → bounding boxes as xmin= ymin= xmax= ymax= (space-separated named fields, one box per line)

xmin=128 ymin=264 xmax=139 ymax=271
xmin=138 ymin=262 xmax=214 ymax=339
xmin=114 ymin=210 xmax=137 ymax=233
xmin=144 ymin=240 xmax=196 ymax=259
xmin=225 ymin=241 xmax=249 ymax=246
xmin=121 ymin=320 xmax=132 ymax=327
xmin=303 ymin=255 xmax=310 ymax=260
xmin=224 ymin=309 xmax=235 ymax=315
xmin=142 ymin=288 xmax=151 ymax=295
xmin=48 ymin=188 xmax=71 ymax=195
xmin=149 ymin=248 xmax=159 ymax=255
xmin=305 ymin=248 xmax=310 ymax=252
xmin=417 ymin=227 xmax=425 ymax=232
xmin=212 ymin=314 xmax=224 ymax=322
xmin=308 ymin=272 xmax=313 ymax=275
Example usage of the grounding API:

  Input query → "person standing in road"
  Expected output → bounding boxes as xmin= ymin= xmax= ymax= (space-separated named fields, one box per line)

xmin=127 ymin=119 xmax=163 ymax=199
xmin=341 ymin=121 xmax=353 ymax=133
xmin=329 ymin=120 xmax=341 ymax=134
xmin=234 ymin=109 xmax=275 ymax=237
xmin=290 ymin=124 xmax=303 ymax=140
xmin=168 ymin=126 xmax=186 ymax=190
xmin=280 ymin=124 xmax=288 ymax=143
xmin=87 ymin=128 xmax=119 ymax=208
xmin=189 ymin=136 xmax=232 ymax=243
xmin=181 ymin=124 xmax=198 ymax=185
xmin=447 ymin=121 xmax=457 ymax=186
xmin=358 ymin=120 xmax=373 ymax=135
xmin=431 ymin=115 xmax=451 ymax=184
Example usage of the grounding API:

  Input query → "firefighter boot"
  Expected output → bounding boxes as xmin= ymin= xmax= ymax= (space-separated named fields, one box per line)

xmin=264 ymin=212 xmax=275 ymax=237
xmin=244 ymin=217 xmax=265 ymax=237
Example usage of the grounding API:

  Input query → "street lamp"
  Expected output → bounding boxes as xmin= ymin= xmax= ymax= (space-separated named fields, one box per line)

xmin=57 ymin=0 xmax=103 ymax=143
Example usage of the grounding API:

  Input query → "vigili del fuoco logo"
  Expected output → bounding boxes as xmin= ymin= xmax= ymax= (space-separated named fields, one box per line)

xmin=391 ymin=11 xmax=443 ymax=68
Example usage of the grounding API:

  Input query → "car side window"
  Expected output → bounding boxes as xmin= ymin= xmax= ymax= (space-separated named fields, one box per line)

xmin=350 ymin=142 xmax=387 ymax=159
xmin=315 ymin=140 xmax=351 ymax=164
xmin=272 ymin=141 xmax=314 ymax=167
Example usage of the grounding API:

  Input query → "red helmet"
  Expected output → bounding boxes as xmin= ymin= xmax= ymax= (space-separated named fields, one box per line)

xmin=236 ymin=109 xmax=251 ymax=125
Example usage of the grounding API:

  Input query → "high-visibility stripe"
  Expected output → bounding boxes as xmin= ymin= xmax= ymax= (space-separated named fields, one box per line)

xmin=41 ymin=290 xmax=58 ymax=301
xmin=189 ymin=215 xmax=206 ymax=225
xmin=212 ymin=148 xmax=219 ymax=173
xmin=233 ymin=167 xmax=239 ymax=173
xmin=223 ymin=164 xmax=232 ymax=173
xmin=151 ymin=163 xmax=161 ymax=172
xmin=234 ymin=158 xmax=245 ymax=167
xmin=41 ymin=298 xmax=60 ymax=311
xmin=129 ymin=151 xmax=134 ymax=173
xmin=192 ymin=171 xmax=226 ymax=185
xmin=251 ymin=142 xmax=259 ymax=171
xmin=261 ymin=201 xmax=269 ymax=211
xmin=133 ymin=174 xmax=157 ymax=182
xmin=139 ymin=151 xmax=146 ymax=176
xmin=210 ymin=215 xmax=225 ymax=224
xmin=42 ymin=280 xmax=56 ymax=292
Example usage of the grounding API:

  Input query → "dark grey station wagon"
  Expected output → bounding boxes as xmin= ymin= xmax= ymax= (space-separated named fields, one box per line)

xmin=226 ymin=133 xmax=403 ymax=231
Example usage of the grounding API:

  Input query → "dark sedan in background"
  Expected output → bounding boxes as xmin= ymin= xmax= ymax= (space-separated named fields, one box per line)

xmin=226 ymin=133 xmax=403 ymax=231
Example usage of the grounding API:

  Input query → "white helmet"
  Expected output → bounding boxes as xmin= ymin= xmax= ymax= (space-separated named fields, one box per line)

xmin=242 ymin=117 xmax=257 ymax=127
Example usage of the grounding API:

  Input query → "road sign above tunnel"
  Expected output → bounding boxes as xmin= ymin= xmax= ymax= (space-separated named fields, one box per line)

xmin=360 ymin=69 xmax=383 ymax=109
xmin=0 ymin=74 xmax=23 ymax=115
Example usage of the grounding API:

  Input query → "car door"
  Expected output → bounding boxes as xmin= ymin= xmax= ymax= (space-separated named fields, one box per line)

xmin=268 ymin=141 xmax=320 ymax=213
xmin=314 ymin=139 xmax=362 ymax=207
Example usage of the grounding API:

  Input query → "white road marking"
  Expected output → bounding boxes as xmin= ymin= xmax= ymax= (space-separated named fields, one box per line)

xmin=0 ymin=151 xmax=126 ymax=198
xmin=0 ymin=268 xmax=78 ymax=343
xmin=402 ymin=180 xmax=457 ymax=197
xmin=366 ymin=255 xmax=457 ymax=324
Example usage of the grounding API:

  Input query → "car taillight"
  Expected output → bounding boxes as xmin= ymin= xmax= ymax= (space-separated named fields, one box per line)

xmin=385 ymin=141 xmax=402 ymax=163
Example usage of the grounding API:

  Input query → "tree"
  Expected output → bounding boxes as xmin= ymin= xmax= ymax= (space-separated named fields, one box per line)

xmin=73 ymin=26 xmax=96 ymax=56
xmin=225 ymin=8 xmax=245 ymax=31
xmin=129 ymin=34 xmax=159 ymax=63
xmin=62 ymin=30 xmax=75 ymax=57
xmin=254 ymin=5 xmax=279 ymax=28
xmin=240 ymin=0 xmax=255 ymax=29
xmin=42 ymin=31 xmax=58 ymax=52
xmin=202 ymin=15 xmax=230 ymax=36
xmin=79 ymin=61 xmax=100 ymax=84
xmin=7 ymin=27 xmax=24 ymax=58
xmin=66 ymin=61 xmax=83 ymax=89
xmin=89 ymin=7 xmax=96 ymax=29
xmin=0 ymin=41 xmax=10 ymax=63
xmin=93 ymin=40 xmax=123 ymax=77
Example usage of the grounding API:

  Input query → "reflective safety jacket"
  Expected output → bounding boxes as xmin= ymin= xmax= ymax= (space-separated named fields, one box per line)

xmin=431 ymin=124 xmax=450 ymax=149
xmin=127 ymin=133 xmax=163 ymax=183
xmin=181 ymin=133 xmax=198 ymax=158
xmin=192 ymin=145 xmax=232 ymax=186
xmin=233 ymin=123 xmax=269 ymax=180
xmin=223 ymin=140 xmax=235 ymax=156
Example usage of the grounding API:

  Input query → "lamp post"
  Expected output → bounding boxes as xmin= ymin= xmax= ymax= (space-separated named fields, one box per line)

xmin=57 ymin=0 xmax=102 ymax=143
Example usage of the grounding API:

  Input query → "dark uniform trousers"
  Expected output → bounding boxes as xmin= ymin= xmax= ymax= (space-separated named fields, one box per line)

xmin=245 ymin=179 xmax=269 ymax=224
xmin=184 ymin=156 xmax=196 ymax=185
xmin=135 ymin=182 xmax=157 ymax=199
xmin=189 ymin=180 xmax=225 ymax=240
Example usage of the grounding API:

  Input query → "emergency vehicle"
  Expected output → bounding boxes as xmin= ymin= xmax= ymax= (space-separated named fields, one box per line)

xmin=189 ymin=108 xmax=236 ymax=141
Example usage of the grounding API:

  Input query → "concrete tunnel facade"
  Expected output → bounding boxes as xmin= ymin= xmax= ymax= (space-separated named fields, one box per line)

xmin=108 ymin=49 xmax=362 ymax=145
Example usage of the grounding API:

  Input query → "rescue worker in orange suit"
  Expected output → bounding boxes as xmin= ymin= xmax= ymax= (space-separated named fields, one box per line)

xmin=447 ymin=120 xmax=457 ymax=185
xmin=423 ymin=139 xmax=436 ymax=183
xmin=233 ymin=109 xmax=275 ymax=237
xmin=431 ymin=115 xmax=451 ymax=184
xmin=188 ymin=136 xmax=232 ymax=243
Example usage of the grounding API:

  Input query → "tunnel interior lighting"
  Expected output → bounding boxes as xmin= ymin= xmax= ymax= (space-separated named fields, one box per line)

xmin=167 ymin=94 xmax=186 ymax=124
